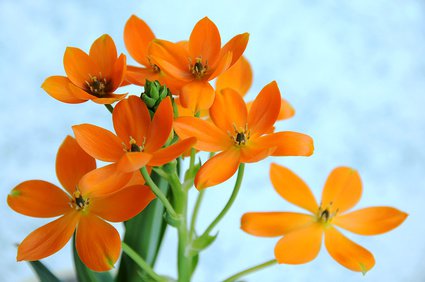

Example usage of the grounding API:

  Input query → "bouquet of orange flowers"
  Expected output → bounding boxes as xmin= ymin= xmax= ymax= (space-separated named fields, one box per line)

xmin=7 ymin=15 xmax=407 ymax=282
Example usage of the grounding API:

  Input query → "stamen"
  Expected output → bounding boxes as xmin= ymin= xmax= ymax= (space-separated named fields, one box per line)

xmin=85 ymin=73 xmax=109 ymax=97
xmin=71 ymin=190 xmax=89 ymax=211
xmin=190 ymin=57 xmax=208 ymax=79
xmin=229 ymin=123 xmax=250 ymax=146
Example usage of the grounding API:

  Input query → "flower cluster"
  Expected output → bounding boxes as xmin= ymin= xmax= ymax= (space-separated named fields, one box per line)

xmin=7 ymin=14 xmax=407 ymax=281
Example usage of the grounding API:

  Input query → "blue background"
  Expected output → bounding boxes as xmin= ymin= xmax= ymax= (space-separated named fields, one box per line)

xmin=1 ymin=0 xmax=424 ymax=281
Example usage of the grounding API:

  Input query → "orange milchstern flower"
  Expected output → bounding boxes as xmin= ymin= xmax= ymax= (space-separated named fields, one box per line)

xmin=42 ymin=34 xmax=127 ymax=104
xmin=216 ymin=56 xmax=295 ymax=121
xmin=7 ymin=136 xmax=155 ymax=271
xmin=73 ymin=96 xmax=195 ymax=193
xmin=149 ymin=17 xmax=249 ymax=113
xmin=173 ymin=81 xmax=314 ymax=189
xmin=241 ymin=164 xmax=408 ymax=273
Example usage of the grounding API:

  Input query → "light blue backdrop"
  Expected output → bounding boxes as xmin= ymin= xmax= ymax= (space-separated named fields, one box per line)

xmin=1 ymin=0 xmax=424 ymax=281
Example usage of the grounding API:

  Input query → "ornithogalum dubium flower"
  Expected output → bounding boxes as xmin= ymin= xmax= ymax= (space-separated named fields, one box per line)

xmin=241 ymin=164 xmax=408 ymax=273
xmin=42 ymin=34 xmax=127 ymax=104
xmin=7 ymin=136 xmax=155 ymax=271
xmin=174 ymin=81 xmax=313 ymax=189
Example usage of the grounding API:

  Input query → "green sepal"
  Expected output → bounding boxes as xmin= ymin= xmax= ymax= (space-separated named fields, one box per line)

xmin=28 ymin=260 xmax=61 ymax=282
xmin=72 ymin=234 xmax=113 ymax=282
xmin=187 ymin=233 xmax=218 ymax=257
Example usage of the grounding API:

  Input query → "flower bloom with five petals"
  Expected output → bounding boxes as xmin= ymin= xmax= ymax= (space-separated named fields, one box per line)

xmin=73 ymin=96 xmax=196 ymax=193
xmin=7 ymin=136 xmax=155 ymax=271
xmin=241 ymin=164 xmax=408 ymax=273
xmin=150 ymin=17 xmax=249 ymax=113
xmin=42 ymin=34 xmax=127 ymax=104
xmin=173 ymin=81 xmax=314 ymax=189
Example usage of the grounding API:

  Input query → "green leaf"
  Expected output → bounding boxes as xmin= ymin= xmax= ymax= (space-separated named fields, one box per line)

xmin=72 ymin=234 xmax=113 ymax=282
xmin=28 ymin=260 xmax=61 ymax=282
xmin=117 ymin=171 xmax=171 ymax=282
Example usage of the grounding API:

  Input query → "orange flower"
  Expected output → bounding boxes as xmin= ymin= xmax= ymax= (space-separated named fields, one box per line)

xmin=7 ymin=136 xmax=155 ymax=271
xmin=150 ymin=17 xmax=249 ymax=113
xmin=73 ymin=96 xmax=195 ymax=192
xmin=216 ymin=56 xmax=295 ymax=120
xmin=42 ymin=34 xmax=127 ymax=104
xmin=173 ymin=81 xmax=313 ymax=189
xmin=241 ymin=164 xmax=408 ymax=273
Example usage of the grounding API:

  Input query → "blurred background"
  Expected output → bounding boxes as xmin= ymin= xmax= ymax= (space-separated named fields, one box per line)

xmin=1 ymin=0 xmax=424 ymax=281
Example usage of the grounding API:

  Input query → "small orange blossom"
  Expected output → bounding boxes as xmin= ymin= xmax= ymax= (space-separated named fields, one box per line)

xmin=7 ymin=136 xmax=155 ymax=271
xmin=73 ymin=96 xmax=195 ymax=194
xmin=42 ymin=34 xmax=127 ymax=104
xmin=241 ymin=164 xmax=408 ymax=273
xmin=173 ymin=81 xmax=313 ymax=189
xmin=150 ymin=17 xmax=249 ymax=113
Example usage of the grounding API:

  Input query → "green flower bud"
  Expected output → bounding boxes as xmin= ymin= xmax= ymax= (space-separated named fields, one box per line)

xmin=141 ymin=80 xmax=172 ymax=116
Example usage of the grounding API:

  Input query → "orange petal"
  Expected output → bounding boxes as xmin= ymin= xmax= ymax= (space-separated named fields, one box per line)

xmin=72 ymin=124 xmax=123 ymax=162
xmin=180 ymin=81 xmax=215 ymax=113
xmin=124 ymin=15 xmax=155 ymax=66
xmin=269 ymin=163 xmax=318 ymax=213
xmin=278 ymin=98 xmax=295 ymax=120
xmin=63 ymin=47 xmax=97 ymax=88
xmin=175 ymin=97 xmax=196 ymax=117
xmin=220 ymin=32 xmax=249 ymax=67
xmin=257 ymin=132 xmax=314 ymax=157
xmin=325 ymin=227 xmax=375 ymax=273
xmin=76 ymin=215 xmax=121 ymax=271
xmin=149 ymin=39 xmax=192 ymax=81
xmin=321 ymin=167 xmax=362 ymax=214
xmin=91 ymin=185 xmax=155 ymax=222
xmin=333 ymin=207 xmax=408 ymax=236
xmin=41 ymin=76 xmax=86 ymax=104
xmin=189 ymin=17 xmax=221 ymax=65
xmin=274 ymin=223 xmax=323 ymax=264
xmin=79 ymin=164 xmax=133 ymax=197
xmin=89 ymin=34 xmax=118 ymax=79
xmin=110 ymin=53 xmax=127 ymax=91
xmin=241 ymin=212 xmax=314 ymax=237
xmin=116 ymin=152 xmax=152 ymax=173
xmin=248 ymin=81 xmax=281 ymax=136
xmin=194 ymin=149 xmax=240 ymax=190
xmin=8 ymin=180 xmax=70 ymax=218
xmin=215 ymin=56 xmax=252 ymax=96
xmin=149 ymin=137 xmax=196 ymax=166
xmin=210 ymin=88 xmax=248 ymax=133
xmin=67 ymin=81 xmax=96 ymax=100
xmin=207 ymin=51 xmax=233 ymax=80
xmin=239 ymin=144 xmax=273 ymax=163
xmin=56 ymin=136 xmax=96 ymax=195
xmin=145 ymin=97 xmax=173 ymax=152
xmin=91 ymin=93 xmax=127 ymax=104
xmin=125 ymin=65 xmax=162 ymax=86
xmin=174 ymin=117 xmax=231 ymax=152
xmin=113 ymin=95 xmax=150 ymax=146
xmin=17 ymin=212 xmax=79 ymax=261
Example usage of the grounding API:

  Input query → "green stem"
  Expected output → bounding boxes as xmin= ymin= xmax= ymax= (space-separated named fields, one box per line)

xmin=200 ymin=163 xmax=245 ymax=238
xmin=140 ymin=167 xmax=177 ymax=219
xmin=104 ymin=104 xmax=114 ymax=113
xmin=222 ymin=259 xmax=277 ymax=282
xmin=189 ymin=190 xmax=205 ymax=240
xmin=121 ymin=242 xmax=164 ymax=282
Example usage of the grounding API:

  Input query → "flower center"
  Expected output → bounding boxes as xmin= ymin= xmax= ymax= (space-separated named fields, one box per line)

xmin=123 ymin=136 xmax=145 ymax=152
xmin=71 ymin=190 xmax=89 ymax=211
xmin=85 ymin=75 xmax=110 ymax=97
xmin=230 ymin=124 xmax=250 ymax=146
xmin=316 ymin=202 xmax=338 ymax=224
xmin=190 ymin=57 xmax=208 ymax=79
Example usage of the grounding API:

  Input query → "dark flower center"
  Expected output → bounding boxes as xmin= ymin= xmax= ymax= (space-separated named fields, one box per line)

xmin=85 ymin=75 xmax=110 ymax=97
